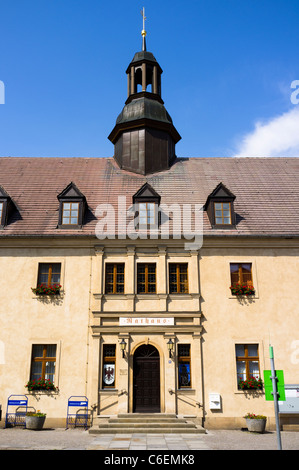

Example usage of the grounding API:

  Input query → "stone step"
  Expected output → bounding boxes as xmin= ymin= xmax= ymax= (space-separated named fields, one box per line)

xmin=117 ymin=413 xmax=177 ymax=418
xmin=98 ymin=422 xmax=196 ymax=428
xmin=108 ymin=417 xmax=187 ymax=423
xmin=89 ymin=413 xmax=206 ymax=434
xmin=89 ymin=426 xmax=205 ymax=434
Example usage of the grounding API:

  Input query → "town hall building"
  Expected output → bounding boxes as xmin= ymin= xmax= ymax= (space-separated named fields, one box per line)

xmin=1 ymin=23 xmax=299 ymax=432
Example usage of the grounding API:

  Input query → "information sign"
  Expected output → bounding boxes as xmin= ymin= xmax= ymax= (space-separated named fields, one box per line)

xmin=263 ymin=370 xmax=286 ymax=401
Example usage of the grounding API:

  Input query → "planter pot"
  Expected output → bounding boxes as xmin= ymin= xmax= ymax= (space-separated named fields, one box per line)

xmin=246 ymin=418 xmax=266 ymax=433
xmin=25 ymin=415 xmax=46 ymax=430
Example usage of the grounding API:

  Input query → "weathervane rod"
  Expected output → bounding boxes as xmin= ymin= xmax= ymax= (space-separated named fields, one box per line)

xmin=141 ymin=7 xmax=147 ymax=51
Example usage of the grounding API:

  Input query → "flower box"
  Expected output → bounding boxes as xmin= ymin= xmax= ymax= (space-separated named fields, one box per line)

xmin=230 ymin=283 xmax=255 ymax=296
xmin=25 ymin=378 xmax=59 ymax=392
xmin=31 ymin=284 xmax=62 ymax=295
xmin=238 ymin=376 xmax=263 ymax=390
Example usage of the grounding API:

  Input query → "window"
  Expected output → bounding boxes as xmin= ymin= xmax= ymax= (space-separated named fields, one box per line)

xmin=204 ymin=183 xmax=236 ymax=228
xmin=169 ymin=263 xmax=188 ymax=293
xmin=105 ymin=263 xmax=125 ymax=294
xmin=62 ymin=202 xmax=79 ymax=225
xmin=30 ymin=344 xmax=56 ymax=382
xmin=236 ymin=344 xmax=260 ymax=388
xmin=214 ymin=202 xmax=231 ymax=225
xmin=57 ymin=182 xmax=86 ymax=228
xmin=138 ymin=202 xmax=156 ymax=227
xmin=102 ymin=344 xmax=116 ymax=388
xmin=137 ymin=263 xmax=156 ymax=293
xmin=133 ymin=182 xmax=161 ymax=229
xmin=178 ymin=344 xmax=191 ymax=388
xmin=37 ymin=263 xmax=61 ymax=286
xmin=230 ymin=263 xmax=253 ymax=286
xmin=0 ymin=185 xmax=17 ymax=228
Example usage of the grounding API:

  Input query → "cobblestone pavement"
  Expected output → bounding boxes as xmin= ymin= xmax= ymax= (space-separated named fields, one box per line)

xmin=0 ymin=427 xmax=299 ymax=451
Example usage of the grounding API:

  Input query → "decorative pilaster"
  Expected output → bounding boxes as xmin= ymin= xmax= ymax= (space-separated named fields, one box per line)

xmin=91 ymin=245 xmax=104 ymax=312
xmin=117 ymin=333 xmax=130 ymax=413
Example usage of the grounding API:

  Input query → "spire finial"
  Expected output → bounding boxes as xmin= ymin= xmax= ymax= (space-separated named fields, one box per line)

xmin=141 ymin=7 xmax=147 ymax=51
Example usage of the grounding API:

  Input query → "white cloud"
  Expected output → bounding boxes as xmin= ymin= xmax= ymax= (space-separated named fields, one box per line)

xmin=234 ymin=106 xmax=299 ymax=157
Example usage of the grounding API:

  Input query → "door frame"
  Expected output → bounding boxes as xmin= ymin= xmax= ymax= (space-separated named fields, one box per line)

xmin=129 ymin=341 xmax=165 ymax=413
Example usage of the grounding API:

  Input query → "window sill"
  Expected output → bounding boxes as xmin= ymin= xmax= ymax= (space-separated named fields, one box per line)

xmin=229 ymin=295 xmax=259 ymax=300
xmin=136 ymin=294 xmax=166 ymax=299
xmin=234 ymin=389 xmax=264 ymax=395
xmin=93 ymin=293 xmax=200 ymax=300
xmin=168 ymin=293 xmax=200 ymax=299
xmin=57 ymin=224 xmax=82 ymax=229
xmin=26 ymin=389 xmax=59 ymax=395
xmin=103 ymin=294 xmax=127 ymax=299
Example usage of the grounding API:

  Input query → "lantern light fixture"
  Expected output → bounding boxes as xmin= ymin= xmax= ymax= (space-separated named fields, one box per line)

xmin=167 ymin=338 xmax=174 ymax=358
xmin=120 ymin=338 xmax=127 ymax=358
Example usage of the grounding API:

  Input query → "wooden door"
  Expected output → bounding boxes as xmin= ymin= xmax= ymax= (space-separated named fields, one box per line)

xmin=133 ymin=345 xmax=160 ymax=413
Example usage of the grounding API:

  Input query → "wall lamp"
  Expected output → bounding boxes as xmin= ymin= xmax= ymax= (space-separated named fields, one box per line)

xmin=167 ymin=338 xmax=174 ymax=358
xmin=120 ymin=338 xmax=127 ymax=358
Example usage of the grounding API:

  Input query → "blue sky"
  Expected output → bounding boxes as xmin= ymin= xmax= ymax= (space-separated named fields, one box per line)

xmin=0 ymin=0 xmax=299 ymax=158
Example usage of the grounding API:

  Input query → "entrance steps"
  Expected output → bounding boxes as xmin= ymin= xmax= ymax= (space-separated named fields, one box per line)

xmin=89 ymin=413 xmax=206 ymax=434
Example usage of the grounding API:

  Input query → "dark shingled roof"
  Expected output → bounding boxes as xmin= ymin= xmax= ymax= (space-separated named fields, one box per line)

xmin=0 ymin=156 xmax=299 ymax=238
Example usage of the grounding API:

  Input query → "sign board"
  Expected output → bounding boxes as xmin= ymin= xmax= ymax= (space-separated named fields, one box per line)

xmin=8 ymin=400 xmax=27 ymax=406
xmin=278 ymin=385 xmax=299 ymax=414
xmin=120 ymin=317 xmax=174 ymax=326
xmin=263 ymin=370 xmax=286 ymax=401
xmin=68 ymin=401 xmax=88 ymax=407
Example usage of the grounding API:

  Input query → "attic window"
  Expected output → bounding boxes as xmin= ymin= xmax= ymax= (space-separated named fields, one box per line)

xmin=214 ymin=202 xmax=232 ymax=225
xmin=139 ymin=202 xmax=156 ymax=226
xmin=133 ymin=182 xmax=161 ymax=229
xmin=0 ymin=185 xmax=16 ymax=228
xmin=62 ymin=202 xmax=80 ymax=225
xmin=205 ymin=183 xmax=236 ymax=229
xmin=57 ymin=182 xmax=86 ymax=228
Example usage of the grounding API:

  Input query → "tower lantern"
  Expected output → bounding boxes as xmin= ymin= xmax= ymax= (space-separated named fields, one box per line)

xmin=108 ymin=10 xmax=181 ymax=175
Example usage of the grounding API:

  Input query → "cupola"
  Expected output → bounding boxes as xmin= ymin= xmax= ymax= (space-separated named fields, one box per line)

xmin=108 ymin=9 xmax=181 ymax=175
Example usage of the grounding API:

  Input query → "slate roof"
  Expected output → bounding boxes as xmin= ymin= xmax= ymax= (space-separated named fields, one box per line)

xmin=0 ymin=156 xmax=299 ymax=238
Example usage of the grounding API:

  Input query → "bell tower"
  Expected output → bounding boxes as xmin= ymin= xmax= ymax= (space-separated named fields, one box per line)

xmin=108 ymin=9 xmax=181 ymax=175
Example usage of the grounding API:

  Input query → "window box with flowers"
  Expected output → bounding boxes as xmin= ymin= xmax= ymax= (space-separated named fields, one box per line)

xmin=31 ymin=284 xmax=62 ymax=296
xmin=230 ymin=283 xmax=255 ymax=296
xmin=238 ymin=376 xmax=263 ymax=391
xmin=25 ymin=378 xmax=59 ymax=393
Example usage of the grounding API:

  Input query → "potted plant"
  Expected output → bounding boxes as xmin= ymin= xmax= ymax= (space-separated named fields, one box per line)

xmin=25 ymin=411 xmax=46 ymax=430
xmin=244 ymin=413 xmax=267 ymax=433
xmin=230 ymin=283 xmax=255 ymax=296
xmin=31 ymin=284 xmax=62 ymax=295
xmin=25 ymin=377 xmax=59 ymax=392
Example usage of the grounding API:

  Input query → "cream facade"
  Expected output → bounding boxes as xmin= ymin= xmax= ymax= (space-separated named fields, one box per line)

xmin=1 ymin=31 xmax=299 ymax=431
xmin=1 ymin=235 xmax=299 ymax=430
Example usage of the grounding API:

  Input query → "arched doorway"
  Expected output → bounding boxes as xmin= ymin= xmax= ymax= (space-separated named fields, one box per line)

xmin=133 ymin=344 xmax=160 ymax=413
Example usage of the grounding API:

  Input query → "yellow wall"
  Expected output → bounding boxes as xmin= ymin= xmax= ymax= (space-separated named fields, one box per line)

xmin=1 ymin=237 xmax=298 ymax=429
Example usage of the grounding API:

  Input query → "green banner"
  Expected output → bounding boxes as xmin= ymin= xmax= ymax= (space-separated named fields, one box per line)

xmin=263 ymin=370 xmax=285 ymax=401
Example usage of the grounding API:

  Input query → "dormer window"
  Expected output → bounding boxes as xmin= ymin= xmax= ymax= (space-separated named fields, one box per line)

xmin=204 ymin=183 xmax=236 ymax=229
xmin=0 ymin=185 xmax=16 ymax=228
xmin=214 ymin=202 xmax=232 ymax=225
xmin=57 ymin=182 xmax=86 ymax=228
xmin=133 ymin=182 xmax=161 ymax=229
xmin=62 ymin=202 xmax=80 ymax=225
xmin=138 ymin=202 xmax=156 ymax=227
